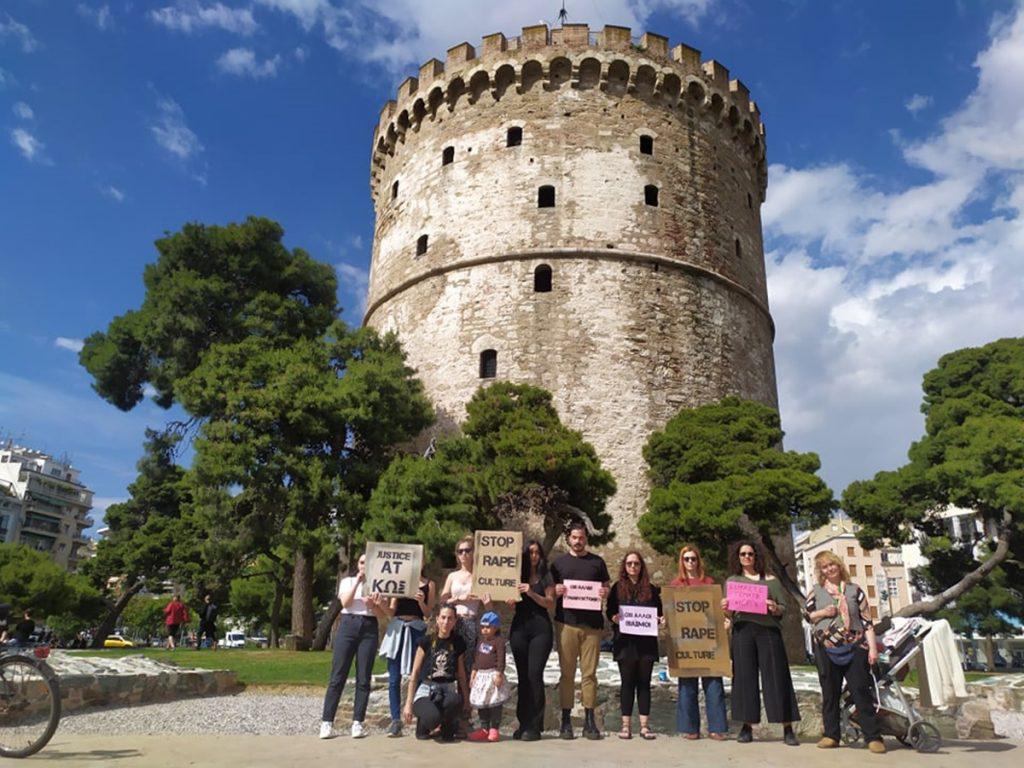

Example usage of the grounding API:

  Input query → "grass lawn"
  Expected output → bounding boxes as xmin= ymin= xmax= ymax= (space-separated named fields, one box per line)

xmin=67 ymin=647 xmax=387 ymax=686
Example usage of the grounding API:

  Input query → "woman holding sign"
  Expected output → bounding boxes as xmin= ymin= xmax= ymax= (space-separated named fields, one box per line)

xmin=670 ymin=544 xmax=729 ymax=741
xmin=508 ymin=540 xmax=555 ymax=741
xmin=724 ymin=540 xmax=801 ymax=746
xmin=606 ymin=551 xmax=663 ymax=740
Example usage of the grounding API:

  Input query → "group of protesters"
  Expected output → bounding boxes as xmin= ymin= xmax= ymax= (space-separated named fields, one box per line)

xmin=318 ymin=522 xmax=887 ymax=753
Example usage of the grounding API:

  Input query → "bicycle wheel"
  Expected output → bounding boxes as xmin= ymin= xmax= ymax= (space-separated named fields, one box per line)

xmin=0 ymin=656 xmax=61 ymax=758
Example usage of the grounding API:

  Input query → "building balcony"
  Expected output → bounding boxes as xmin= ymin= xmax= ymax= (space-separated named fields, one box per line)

xmin=881 ymin=551 xmax=904 ymax=566
xmin=22 ymin=513 xmax=62 ymax=536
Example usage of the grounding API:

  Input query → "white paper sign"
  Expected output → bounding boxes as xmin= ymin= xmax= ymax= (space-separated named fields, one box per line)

xmin=563 ymin=579 xmax=602 ymax=611
xmin=619 ymin=605 xmax=659 ymax=637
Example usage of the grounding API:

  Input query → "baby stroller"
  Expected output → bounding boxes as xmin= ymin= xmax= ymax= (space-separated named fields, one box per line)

xmin=840 ymin=617 xmax=942 ymax=753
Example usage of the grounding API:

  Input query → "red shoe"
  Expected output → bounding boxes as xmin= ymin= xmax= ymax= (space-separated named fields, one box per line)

xmin=488 ymin=728 xmax=500 ymax=742
xmin=468 ymin=728 xmax=490 ymax=742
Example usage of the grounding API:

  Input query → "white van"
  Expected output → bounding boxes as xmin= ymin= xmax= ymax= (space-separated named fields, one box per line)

xmin=222 ymin=631 xmax=245 ymax=649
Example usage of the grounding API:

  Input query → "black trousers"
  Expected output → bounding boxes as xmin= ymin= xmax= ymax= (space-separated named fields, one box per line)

xmin=322 ymin=614 xmax=378 ymax=722
xmin=618 ymin=657 xmax=655 ymax=716
xmin=817 ymin=645 xmax=881 ymax=742
xmin=510 ymin=615 xmax=553 ymax=733
xmin=731 ymin=621 xmax=800 ymax=724
xmin=414 ymin=684 xmax=462 ymax=738
xmin=478 ymin=705 xmax=503 ymax=729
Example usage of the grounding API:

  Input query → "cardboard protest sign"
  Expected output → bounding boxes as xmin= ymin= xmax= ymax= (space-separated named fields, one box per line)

xmin=472 ymin=530 xmax=523 ymax=601
xmin=664 ymin=585 xmax=731 ymax=678
xmin=364 ymin=542 xmax=423 ymax=598
xmin=563 ymin=579 xmax=602 ymax=611
xmin=726 ymin=580 xmax=768 ymax=614
xmin=619 ymin=605 xmax=659 ymax=637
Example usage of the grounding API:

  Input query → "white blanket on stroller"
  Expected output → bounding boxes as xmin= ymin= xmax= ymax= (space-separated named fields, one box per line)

xmin=920 ymin=619 xmax=968 ymax=706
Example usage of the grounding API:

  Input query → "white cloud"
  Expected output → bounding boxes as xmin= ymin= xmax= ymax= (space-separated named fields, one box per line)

xmin=101 ymin=185 xmax=125 ymax=202
xmin=150 ymin=2 xmax=258 ymax=36
xmin=904 ymin=93 xmax=932 ymax=115
xmin=0 ymin=67 xmax=14 ymax=88
xmin=294 ymin=45 xmax=308 ymax=62
xmin=91 ymin=496 xmax=127 ymax=515
xmin=12 ymin=101 xmax=33 ymax=120
xmin=10 ymin=127 xmax=50 ymax=164
xmin=0 ymin=14 xmax=40 ymax=53
xmin=54 ymin=337 xmax=85 ymax=353
xmin=150 ymin=97 xmax=203 ymax=160
xmin=335 ymin=261 xmax=369 ymax=313
xmin=77 ymin=4 xmax=113 ymax=31
xmin=216 ymin=47 xmax=281 ymax=78
xmin=765 ymin=5 xmax=1024 ymax=495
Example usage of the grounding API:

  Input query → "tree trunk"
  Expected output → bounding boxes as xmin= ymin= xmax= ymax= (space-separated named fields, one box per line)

xmin=759 ymin=530 xmax=810 ymax=664
xmin=896 ymin=509 xmax=1013 ymax=618
xmin=312 ymin=597 xmax=341 ymax=651
xmin=291 ymin=546 xmax=315 ymax=645
xmin=984 ymin=635 xmax=996 ymax=672
xmin=269 ymin=578 xmax=285 ymax=649
xmin=90 ymin=580 xmax=144 ymax=649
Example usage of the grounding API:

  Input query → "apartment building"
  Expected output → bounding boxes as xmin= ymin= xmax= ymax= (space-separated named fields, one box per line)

xmin=0 ymin=443 xmax=94 ymax=571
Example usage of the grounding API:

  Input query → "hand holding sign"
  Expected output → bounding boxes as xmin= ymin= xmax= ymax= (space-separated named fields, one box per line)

xmin=364 ymin=542 xmax=423 ymax=598
xmin=562 ymin=579 xmax=602 ymax=611
xmin=472 ymin=531 xmax=522 ymax=602
xmin=726 ymin=580 xmax=769 ymax=614
xmin=619 ymin=605 xmax=659 ymax=637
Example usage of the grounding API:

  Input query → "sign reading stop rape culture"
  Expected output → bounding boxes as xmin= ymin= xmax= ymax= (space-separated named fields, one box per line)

xmin=472 ymin=530 xmax=523 ymax=602
xmin=664 ymin=584 xmax=731 ymax=678
xmin=726 ymin=580 xmax=769 ymax=614
xmin=619 ymin=605 xmax=659 ymax=637
xmin=562 ymin=579 xmax=603 ymax=611
xmin=364 ymin=542 xmax=423 ymax=598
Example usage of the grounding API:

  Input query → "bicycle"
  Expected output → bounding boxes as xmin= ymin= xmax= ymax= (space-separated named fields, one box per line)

xmin=0 ymin=607 xmax=61 ymax=758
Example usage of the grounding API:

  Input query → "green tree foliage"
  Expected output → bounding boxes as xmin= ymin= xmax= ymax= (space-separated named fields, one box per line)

xmin=120 ymin=595 xmax=169 ymax=640
xmin=0 ymin=544 xmax=103 ymax=621
xmin=364 ymin=382 xmax=617 ymax=561
xmin=844 ymin=338 xmax=1024 ymax=616
xmin=639 ymin=396 xmax=837 ymax=599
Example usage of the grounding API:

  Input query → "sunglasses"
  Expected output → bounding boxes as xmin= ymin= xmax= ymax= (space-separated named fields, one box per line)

xmin=739 ymin=551 xmax=755 ymax=558
xmin=457 ymin=548 xmax=473 ymax=555
xmin=682 ymin=555 xmax=698 ymax=562
xmin=625 ymin=560 xmax=642 ymax=567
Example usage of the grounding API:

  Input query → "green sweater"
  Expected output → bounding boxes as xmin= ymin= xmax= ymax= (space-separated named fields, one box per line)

xmin=726 ymin=575 xmax=787 ymax=629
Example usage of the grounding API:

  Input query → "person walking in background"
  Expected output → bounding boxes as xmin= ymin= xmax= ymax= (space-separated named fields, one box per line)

xmin=508 ymin=539 xmax=555 ymax=741
xmin=163 ymin=595 xmax=188 ymax=650
xmin=671 ymin=544 xmax=729 ymax=741
xmin=380 ymin=568 xmax=436 ymax=737
xmin=319 ymin=553 xmax=390 ymax=740
xmin=606 ymin=551 xmax=663 ymax=740
xmin=723 ymin=540 xmax=801 ymax=746
xmin=404 ymin=604 xmax=470 ymax=742
xmin=196 ymin=594 xmax=219 ymax=650
xmin=468 ymin=612 xmax=511 ymax=742
xmin=805 ymin=551 xmax=886 ymax=754
xmin=551 ymin=522 xmax=610 ymax=740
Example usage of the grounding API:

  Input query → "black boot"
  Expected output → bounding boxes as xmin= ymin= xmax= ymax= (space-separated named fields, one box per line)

xmin=559 ymin=709 xmax=575 ymax=740
xmin=583 ymin=708 xmax=603 ymax=740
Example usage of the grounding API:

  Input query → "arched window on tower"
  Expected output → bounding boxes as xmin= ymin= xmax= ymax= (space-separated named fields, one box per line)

xmin=534 ymin=264 xmax=552 ymax=292
xmin=479 ymin=349 xmax=497 ymax=379
xmin=417 ymin=234 xmax=428 ymax=256
xmin=644 ymin=185 xmax=659 ymax=207
xmin=538 ymin=185 xmax=555 ymax=208
xmin=392 ymin=180 xmax=399 ymax=200
xmin=639 ymin=134 xmax=654 ymax=155
xmin=442 ymin=146 xmax=455 ymax=166
xmin=506 ymin=126 xmax=523 ymax=147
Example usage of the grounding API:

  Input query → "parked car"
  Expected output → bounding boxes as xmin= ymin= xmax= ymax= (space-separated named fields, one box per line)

xmin=222 ymin=631 xmax=245 ymax=649
xmin=249 ymin=635 xmax=269 ymax=649
xmin=104 ymin=634 xmax=135 ymax=648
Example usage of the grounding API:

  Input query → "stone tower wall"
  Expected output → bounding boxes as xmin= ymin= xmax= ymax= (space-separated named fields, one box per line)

xmin=365 ymin=23 xmax=777 ymax=543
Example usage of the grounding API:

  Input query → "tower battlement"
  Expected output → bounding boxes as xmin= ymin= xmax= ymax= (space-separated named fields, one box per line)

xmin=371 ymin=23 xmax=766 ymax=203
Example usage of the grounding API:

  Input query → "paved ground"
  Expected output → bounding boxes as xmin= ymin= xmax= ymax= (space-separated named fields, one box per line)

xmin=28 ymin=732 xmax=1021 ymax=767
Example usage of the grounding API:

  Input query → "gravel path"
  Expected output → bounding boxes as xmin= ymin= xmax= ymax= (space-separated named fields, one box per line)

xmin=59 ymin=692 xmax=326 ymax=736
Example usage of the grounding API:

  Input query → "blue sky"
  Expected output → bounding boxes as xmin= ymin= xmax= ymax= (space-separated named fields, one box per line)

xmin=2 ymin=1 xmax=1023 ymax=530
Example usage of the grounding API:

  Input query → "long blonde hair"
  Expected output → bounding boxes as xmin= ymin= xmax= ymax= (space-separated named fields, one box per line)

xmin=814 ymin=550 xmax=851 ymax=585
xmin=677 ymin=544 xmax=706 ymax=582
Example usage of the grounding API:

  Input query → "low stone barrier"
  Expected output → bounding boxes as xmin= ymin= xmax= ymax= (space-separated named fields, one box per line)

xmin=47 ymin=652 xmax=240 ymax=713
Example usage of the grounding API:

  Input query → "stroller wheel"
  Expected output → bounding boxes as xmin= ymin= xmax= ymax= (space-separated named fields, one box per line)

xmin=840 ymin=708 xmax=862 ymax=746
xmin=909 ymin=721 xmax=941 ymax=753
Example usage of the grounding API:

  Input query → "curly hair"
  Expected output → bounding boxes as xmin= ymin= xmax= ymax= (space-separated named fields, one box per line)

xmin=616 ymin=551 xmax=653 ymax=603
xmin=728 ymin=540 xmax=767 ymax=577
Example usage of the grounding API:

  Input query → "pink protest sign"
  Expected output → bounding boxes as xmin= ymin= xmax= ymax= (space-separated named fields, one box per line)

xmin=726 ymin=580 xmax=768 ymax=614
xmin=619 ymin=605 xmax=659 ymax=637
xmin=563 ymin=579 xmax=602 ymax=611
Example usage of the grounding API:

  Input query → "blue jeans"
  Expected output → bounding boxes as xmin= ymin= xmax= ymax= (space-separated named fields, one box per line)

xmin=677 ymin=676 xmax=727 ymax=735
xmin=388 ymin=624 xmax=426 ymax=720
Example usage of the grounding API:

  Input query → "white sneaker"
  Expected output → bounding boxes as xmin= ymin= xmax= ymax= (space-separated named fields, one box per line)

xmin=319 ymin=721 xmax=335 ymax=739
xmin=351 ymin=721 xmax=367 ymax=739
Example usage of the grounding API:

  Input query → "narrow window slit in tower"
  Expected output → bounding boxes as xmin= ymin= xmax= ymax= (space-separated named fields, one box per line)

xmin=534 ymin=264 xmax=552 ymax=293
xmin=735 ymin=238 xmax=742 ymax=258
xmin=538 ymin=185 xmax=555 ymax=208
xmin=747 ymin=192 xmax=753 ymax=209
xmin=442 ymin=146 xmax=455 ymax=166
xmin=392 ymin=180 xmax=399 ymax=200
xmin=639 ymin=135 xmax=654 ymax=155
xmin=507 ymin=127 xmax=523 ymax=147
xmin=479 ymin=350 xmax=497 ymax=379
xmin=644 ymin=185 xmax=659 ymax=207
xmin=417 ymin=234 xmax=428 ymax=256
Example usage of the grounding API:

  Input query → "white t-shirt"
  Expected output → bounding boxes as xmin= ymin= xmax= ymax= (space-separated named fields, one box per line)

xmin=339 ymin=576 xmax=370 ymax=615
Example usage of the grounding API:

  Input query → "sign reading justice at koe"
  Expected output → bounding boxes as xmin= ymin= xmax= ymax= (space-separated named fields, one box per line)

xmin=663 ymin=584 xmax=731 ymax=678
xmin=472 ymin=530 xmax=523 ymax=602
xmin=364 ymin=541 xmax=423 ymax=598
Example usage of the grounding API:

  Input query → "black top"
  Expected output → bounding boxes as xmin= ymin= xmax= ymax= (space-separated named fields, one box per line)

xmin=13 ymin=619 xmax=35 ymax=644
xmin=606 ymin=583 xmax=662 ymax=661
xmin=417 ymin=633 xmax=467 ymax=683
xmin=512 ymin=572 xmax=554 ymax=627
xmin=200 ymin=603 xmax=218 ymax=625
xmin=394 ymin=581 xmax=430 ymax=619
xmin=550 ymin=552 xmax=610 ymax=630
